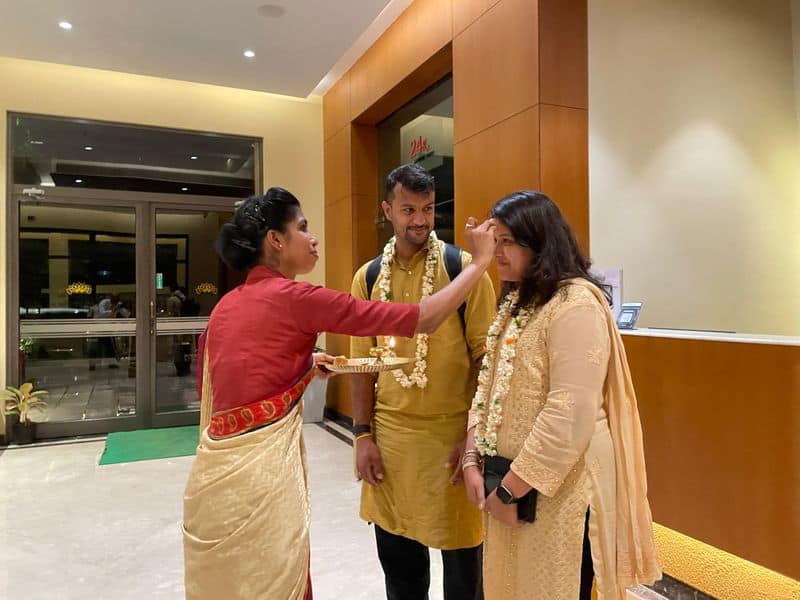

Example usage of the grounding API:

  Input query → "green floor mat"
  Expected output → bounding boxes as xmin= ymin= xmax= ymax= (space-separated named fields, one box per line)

xmin=99 ymin=425 xmax=199 ymax=465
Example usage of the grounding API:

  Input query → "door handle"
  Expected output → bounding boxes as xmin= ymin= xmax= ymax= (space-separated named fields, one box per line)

xmin=149 ymin=300 xmax=155 ymax=335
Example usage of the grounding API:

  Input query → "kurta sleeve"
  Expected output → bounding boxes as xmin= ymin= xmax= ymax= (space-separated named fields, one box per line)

xmin=349 ymin=264 xmax=377 ymax=358
xmin=290 ymin=280 xmax=419 ymax=339
xmin=510 ymin=301 xmax=610 ymax=497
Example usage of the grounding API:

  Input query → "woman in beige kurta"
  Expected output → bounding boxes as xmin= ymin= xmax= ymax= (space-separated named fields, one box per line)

xmin=464 ymin=190 xmax=661 ymax=600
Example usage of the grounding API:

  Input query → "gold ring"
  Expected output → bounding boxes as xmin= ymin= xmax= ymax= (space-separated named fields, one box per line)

xmin=466 ymin=224 xmax=474 ymax=229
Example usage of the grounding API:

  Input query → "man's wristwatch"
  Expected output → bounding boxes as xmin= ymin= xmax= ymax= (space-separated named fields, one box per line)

xmin=496 ymin=483 xmax=519 ymax=504
xmin=352 ymin=424 xmax=372 ymax=436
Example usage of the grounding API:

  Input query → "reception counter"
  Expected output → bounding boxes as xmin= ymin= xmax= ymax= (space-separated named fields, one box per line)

xmin=621 ymin=328 xmax=800 ymax=598
xmin=622 ymin=327 xmax=800 ymax=347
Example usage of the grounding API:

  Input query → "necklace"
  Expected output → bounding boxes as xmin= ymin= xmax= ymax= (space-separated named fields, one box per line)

xmin=472 ymin=290 xmax=534 ymax=455
xmin=377 ymin=232 xmax=439 ymax=388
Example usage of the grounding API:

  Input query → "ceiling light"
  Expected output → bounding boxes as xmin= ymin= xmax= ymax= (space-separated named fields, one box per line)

xmin=30 ymin=140 xmax=45 ymax=145
xmin=190 ymin=155 xmax=198 ymax=160
xmin=83 ymin=146 xmax=93 ymax=151
xmin=74 ymin=179 xmax=83 ymax=183
xmin=244 ymin=50 xmax=256 ymax=59
xmin=59 ymin=21 xmax=73 ymax=30
xmin=181 ymin=187 xmax=189 ymax=191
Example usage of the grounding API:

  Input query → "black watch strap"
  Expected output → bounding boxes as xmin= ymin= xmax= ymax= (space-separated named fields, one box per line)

xmin=497 ymin=483 xmax=518 ymax=504
xmin=352 ymin=424 xmax=372 ymax=436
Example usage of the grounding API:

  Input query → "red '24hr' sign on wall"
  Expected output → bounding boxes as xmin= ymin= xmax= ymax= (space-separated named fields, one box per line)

xmin=409 ymin=136 xmax=431 ymax=161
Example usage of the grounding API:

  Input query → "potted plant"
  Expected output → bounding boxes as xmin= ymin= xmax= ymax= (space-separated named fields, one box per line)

xmin=2 ymin=382 xmax=48 ymax=445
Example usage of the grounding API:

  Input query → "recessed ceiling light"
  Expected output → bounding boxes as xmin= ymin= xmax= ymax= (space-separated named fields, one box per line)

xmin=244 ymin=50 xmax=256 ymax=59
xmin=83 ymin=146 xmax=93 ymax=151
xmin=74 ymin=179 xmax=83 ymax=183
xmin=190 ymin=155 xmax=198 ymax=160
xmin=59 ymin=21 xmax=73 ymax=30
xmin=30 ymin=140 xmax=45 ymax=145
xmin=181 ymin=187 xmax=189 ymax=191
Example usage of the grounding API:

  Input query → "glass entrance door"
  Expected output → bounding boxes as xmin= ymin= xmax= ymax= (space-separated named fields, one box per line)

xmin=15 ymin=195 xmax=145 ymax=437
xmin=10 ymin=188 xmax=242 ymax=437
xmin=149 ymin=205 xmax=242 ymax=427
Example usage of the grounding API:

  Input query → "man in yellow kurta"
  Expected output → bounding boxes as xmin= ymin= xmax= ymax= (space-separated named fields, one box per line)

xmin=350 ymin=163 xmax=495 ymax=599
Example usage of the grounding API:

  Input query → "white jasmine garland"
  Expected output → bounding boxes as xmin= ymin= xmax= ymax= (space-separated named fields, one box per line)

xmin=377 ymin=231 xmax=440 ymax=388
xmin=473 ymin=289 xmax=534 ymax=456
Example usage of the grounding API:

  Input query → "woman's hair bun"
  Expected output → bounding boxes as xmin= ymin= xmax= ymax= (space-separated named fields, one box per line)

xmin=214 ymin=188 xmax=301 ymax=271
xmin=215 ymin=221 xmax=258 ymax=270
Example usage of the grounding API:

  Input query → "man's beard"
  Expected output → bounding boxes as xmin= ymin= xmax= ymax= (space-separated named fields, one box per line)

xmin=403 ymin=226 xmax=431 ymax=245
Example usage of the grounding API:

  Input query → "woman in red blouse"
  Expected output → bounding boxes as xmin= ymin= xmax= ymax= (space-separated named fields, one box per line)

xmin=182 ymin=187 xmax=495 ymax=600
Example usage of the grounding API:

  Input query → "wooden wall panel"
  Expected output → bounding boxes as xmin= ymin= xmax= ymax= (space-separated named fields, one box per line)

xmin=323 ymin=127 xmax=351 ymax=206
xmin=539 ymin=104 xmax=589 ymax=250
xmin=348 ymin=48 xmax=379 ymax=126
xmin=454 ymin=106 xmax=540 ymax=235
xmin=396 ymin=0 xmax=453 ymax=75
xmin=354 ymin=45 xmax=453 ymax=127
xmin=351 ymin=124 xmax=378 ymax=197
xmin=353 ymin=193 xmax=380 ymax=268
xmin=325 ymin=195 xmax=354 ymax=291
xmin=323 ymin=73 xmax=350 ymax=141
xmin=452 ymin=0 xmax=539 ymax=143
xmin=538 ymin=0 xmax=588 ymax=108
xmin=453 ymin=0 xmax=502 ymax=36
xmin=349 ymin=0 xmax=452 ymax=120
xmin=625 ymin=335 xmax=800 ymax=579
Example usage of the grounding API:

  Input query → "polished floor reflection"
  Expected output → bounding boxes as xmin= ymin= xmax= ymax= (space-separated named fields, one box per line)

xmin=25 ymin=356 xmax=137 ymax=420
xmin=23 ymin=357 xmax=198 ymax=421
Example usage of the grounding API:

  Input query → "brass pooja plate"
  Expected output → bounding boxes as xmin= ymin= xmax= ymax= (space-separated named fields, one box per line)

xmin=326 ymin=357 xmax=412 ymax=374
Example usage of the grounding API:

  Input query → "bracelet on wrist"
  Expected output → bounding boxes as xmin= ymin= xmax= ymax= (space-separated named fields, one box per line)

xmin=462 ymin=461 xmax=481 ymax=470
xmin=354 ymin=433 xmax=372 ymax=443
xmin=462 ymin=452 xmax=482 ymax=464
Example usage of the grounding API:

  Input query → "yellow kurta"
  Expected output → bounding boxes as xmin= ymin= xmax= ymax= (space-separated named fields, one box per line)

xmin=350 ymin=239 xmax=495 ymax=549
xmin=469 ymin=283 xmax=619 ymax=599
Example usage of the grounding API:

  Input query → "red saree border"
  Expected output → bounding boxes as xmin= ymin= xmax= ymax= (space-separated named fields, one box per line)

xmin=208 ymin=368 xmax=315 ymax=439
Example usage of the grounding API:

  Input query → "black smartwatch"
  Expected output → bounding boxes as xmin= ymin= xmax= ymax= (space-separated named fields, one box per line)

xmin=496 ymin=483 xmax=519 ymax=504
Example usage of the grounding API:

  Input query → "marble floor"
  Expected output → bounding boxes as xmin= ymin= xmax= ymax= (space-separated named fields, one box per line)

xmin=0 ymin=424 xmax=442 ymax=600
xmin=0 ymin=424 xmax=661 ymax=600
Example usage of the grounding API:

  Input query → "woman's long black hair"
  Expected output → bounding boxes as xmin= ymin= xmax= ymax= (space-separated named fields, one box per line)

xmin=491 ymin=190 xmax=611 ymax=312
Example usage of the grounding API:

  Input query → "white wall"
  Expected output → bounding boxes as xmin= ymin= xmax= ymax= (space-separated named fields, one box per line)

xmin=589 ymin=0 xmax=800 ymax=335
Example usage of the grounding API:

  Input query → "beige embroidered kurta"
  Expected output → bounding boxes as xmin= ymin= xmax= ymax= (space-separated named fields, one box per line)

xmin=469 ymin=282 xmax=622 ymax=599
